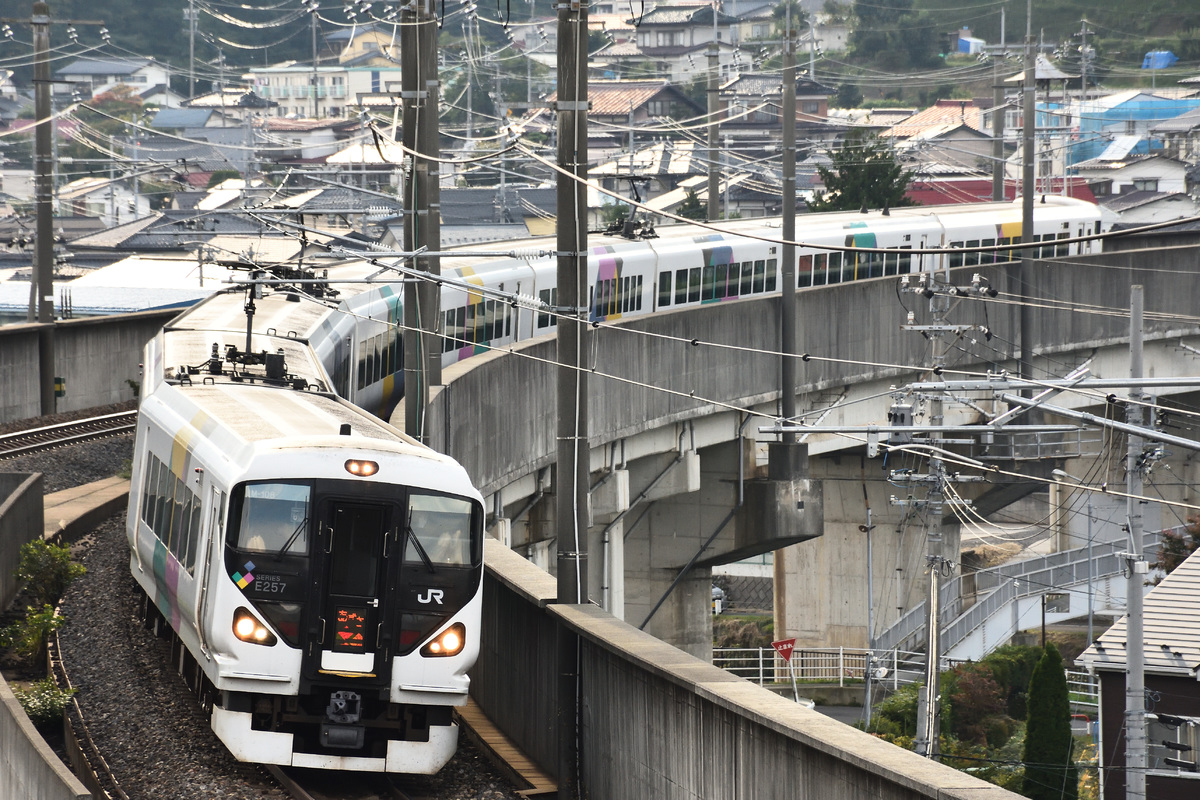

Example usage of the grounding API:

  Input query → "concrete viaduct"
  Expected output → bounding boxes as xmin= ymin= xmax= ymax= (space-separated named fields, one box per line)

xmin=420 ymin=242 xmax=1200 ymax=662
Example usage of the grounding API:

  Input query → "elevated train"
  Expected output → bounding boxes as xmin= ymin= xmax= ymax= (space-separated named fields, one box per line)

xmin=323 ymin=197 xmax=1107 ymax=416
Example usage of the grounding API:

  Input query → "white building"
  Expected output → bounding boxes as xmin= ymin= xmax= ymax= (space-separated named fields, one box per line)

xmin=54 ymin=58 xmax=170 ymax=100
xmin=245 ymin=64 xmax=404 ymax=119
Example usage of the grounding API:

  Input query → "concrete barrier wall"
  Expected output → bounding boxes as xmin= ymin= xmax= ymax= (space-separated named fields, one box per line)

xmin=0 ymin=677 xmax=90 ymax=800
xmin=0 ymin=309 xmax=175 ymax=423
xmin=478 ymin=541 xmax=1022 ymax=800
xmin=0 ymin=473 xmax=43 ymax=610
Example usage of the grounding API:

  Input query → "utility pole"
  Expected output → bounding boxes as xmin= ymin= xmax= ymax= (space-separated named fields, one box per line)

xmin=1020 ymin=0 xmax=1035 ymax=389
xmin=310 ymin=5 xmax=319 ymax=119
xmin=32 ymin=1 xmax=55 ymax=414
xmin=992 ymin=57 xmax=1004 ymax=201
xmin=401 ymin=0 xmax=442 ymax=442
xmin=187 ymin=0 xmax=196 ymax=100
xmin=780 ymin=2 xmax=796 ymax=447
xmin=555 ymin=0 xmax=589 ymax=793
xmin=1124 ymin=285 xmax=1147 ymax=800
xmin=706 ymin=2 xmax=720 ymax=221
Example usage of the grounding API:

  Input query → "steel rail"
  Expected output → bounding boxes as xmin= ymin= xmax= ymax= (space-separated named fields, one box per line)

xmin=0 ymin=411 xmax=138 ymax=459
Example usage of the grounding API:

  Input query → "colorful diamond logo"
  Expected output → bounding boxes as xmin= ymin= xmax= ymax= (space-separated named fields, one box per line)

xmin=232 ymin=561 xmax=256 ymax=589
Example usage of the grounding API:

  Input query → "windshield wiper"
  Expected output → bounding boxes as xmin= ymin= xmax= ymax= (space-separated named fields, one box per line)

xmin=276 ymin=517 xmax=308 ymax=556
xmin=405 ymin=526 xmax=436 ymax=573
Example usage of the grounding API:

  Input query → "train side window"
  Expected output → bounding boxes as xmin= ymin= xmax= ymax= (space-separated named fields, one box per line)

xmin=701 ymin=265 xmax=715 ymax=301
xmin=727 ymin=264 xmax=741 ymax=296
xmin=811 ymin=253 xmax=826 ymax=285
xmin=965 ymin=240 xmax=980 ymax=267
xmin=949 ymin=241 xmax=964 ymax=269
xmin=505 ymin=302 xmax=512 ymax=337
xmin=155 ymin=460 xmax=171 ymax=535
xmin=765 ymin=259 xmax=777 ymax=292
xmin=537 ymin=290 xmax=552 ymax=328
xmin=674 ymin=269 xmax=687 ymax=304
xmin=1057 ymin=232 xmax=1070 ymax=257
xmin=487 ymin=299 xmax=497 ymax=341
xmin=234 ymin=482 xmax=312 ymax=554
xmin=740 ymin=261 xmax=753 ymax=295
xmin=827 ymin=252 xmax=842 ymax=285
xmin=169 ymin=475 xmax=185 ymax=554
xmin=752 ymin=260 xmax=765 ymax=293
xmin=688 ymin=267 xmax=701 ymax=303
xmin=357 ymin=343 xmax=366 ymax=390
xmin=981 ymin=238 xmax=996 ymax=264
xmin=142 ymin=456 xmax=157 ymax=526
xmin=714 ymin=264 xmax=727 ymax=299
xmin=898 ymin=246 xmax=912 ymax=273
xmin=465 ymin=303 xmax=477 ymax=343
xmin=407 ymin=493 xmax=476 ymax=567
xmin=636 ymin=275 xmax=643 ymax=310
xmin=797 ymin=254 xmax=812 ymax=287
xmin=658 ymin=271 xmax=671 ymax=307
xmin=186 ymin=494 xmax=201 ymax=570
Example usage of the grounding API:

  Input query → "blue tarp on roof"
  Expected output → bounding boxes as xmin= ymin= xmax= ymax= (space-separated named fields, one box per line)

xmin=1142 ymin=51 xmax=1179 ymax=70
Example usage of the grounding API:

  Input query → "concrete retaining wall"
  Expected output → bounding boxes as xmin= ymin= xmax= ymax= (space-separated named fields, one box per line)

xmin=0 ymin=677 xmax=90 ymax=800
xmin=477 ymin=540 xmax=1021 ymax=800
xmin=0 ymin=473 xmax=43 ymax=610
xmin=0 ymin=309 xmax=175 ymax=423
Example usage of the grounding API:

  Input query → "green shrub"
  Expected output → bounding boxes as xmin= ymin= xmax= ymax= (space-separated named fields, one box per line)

xmin=14 ymin=677 xmax=76 ymax=729
xmin=0 ymin=604 xmax=64 ymax=663
xmin=16 ymin=539 xmax=85 ymax=607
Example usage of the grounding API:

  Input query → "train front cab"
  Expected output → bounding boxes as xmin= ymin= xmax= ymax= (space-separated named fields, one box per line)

xmin=211 ymin=475 xmax=483 ymax=773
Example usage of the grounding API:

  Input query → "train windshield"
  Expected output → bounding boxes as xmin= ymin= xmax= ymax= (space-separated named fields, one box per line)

xmin=235 ymin=482 xmax=312 ymax=554
xmin=406 ymin=493 xmax=474 ymax=567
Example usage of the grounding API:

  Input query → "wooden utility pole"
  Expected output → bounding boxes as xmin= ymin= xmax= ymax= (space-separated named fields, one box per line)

xmin=555 ymin=0 xmax=588 ymax=794
xmin=401 ymin=0 xmax=441 ymax=442
xmin=32 ymin=2 xmax=56 ymax=414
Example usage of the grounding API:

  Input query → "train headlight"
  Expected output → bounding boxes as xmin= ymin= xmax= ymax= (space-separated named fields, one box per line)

xmin=420 ymin=623 xmax=466 ymax=657
xmin=233 ymin=607 xmax=277 ymax=646
xmin=344 ymin=459 xmax=379 ymax=477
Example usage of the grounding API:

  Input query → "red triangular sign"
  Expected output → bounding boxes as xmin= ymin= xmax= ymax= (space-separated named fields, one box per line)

xmin=772 ymin=638 xmax=796 ymax=663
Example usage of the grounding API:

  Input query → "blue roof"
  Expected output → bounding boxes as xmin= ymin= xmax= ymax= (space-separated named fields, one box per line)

xmin=151 ymin=108 xmax=213 ymax=129
xmin=56 ymin=58 xmax=152 ymax=77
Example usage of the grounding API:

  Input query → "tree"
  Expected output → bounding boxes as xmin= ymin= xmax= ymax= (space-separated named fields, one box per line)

xmin=1022 ymin=644 xmax=1078 ymax=800
xmin=848 ymin=0 xmax=941 ymax=71
xmin=1151 ymin=515 xmax=1200 ymax=580
xmin=678 ymin=189 xmax=706 ymax=221
xmin=772 ymin=0 xmax=809 ymax=39
xmin=807 ymin=129 xmax=915 ymax=212
xmin=834 ymin=83 xmax=864 ymax=109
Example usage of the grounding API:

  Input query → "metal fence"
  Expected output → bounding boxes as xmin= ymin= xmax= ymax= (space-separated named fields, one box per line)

xmin=714 ymin=647 xmax=1100 ymax=710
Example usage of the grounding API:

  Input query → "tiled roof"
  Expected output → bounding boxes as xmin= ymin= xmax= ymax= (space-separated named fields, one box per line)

xmin=546 ymin=80 xmax=678 ymax=116
xmin=592 ymin=141 xmax=705 ymax=177
xmin=721 ymin=72 xmax=833 ymax=97
xmin=1100 ymin=190 xmax=1192 ymax=213
xmin=1079 ymin=544 xmax=1200 ymax=676
xmin=631 ymin=5 xmax=737 ymax=26
xmin=56 ymin=58 xmax=152 ymax=77
xmin=885 ymin=100 xmax=986 ymax=139
xmin=1151 ymin=106 xmax=1200 ymax=133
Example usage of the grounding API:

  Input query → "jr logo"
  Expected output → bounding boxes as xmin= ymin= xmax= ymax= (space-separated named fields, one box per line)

xmin=416 ymin=589 xmax=444 ymax=605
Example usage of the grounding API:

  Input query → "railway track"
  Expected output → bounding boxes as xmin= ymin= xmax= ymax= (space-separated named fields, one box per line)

xmin=268 ymin=765 xmax=429 ymax=800
xmin=0 ymin=411 xmax=137 ymax=459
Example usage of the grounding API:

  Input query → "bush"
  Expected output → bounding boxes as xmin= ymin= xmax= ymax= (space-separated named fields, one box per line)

xmin=16 ymin=539 xmax=85 ymax=607
xmin=0 ymin=604 xmax=64 ymax=664
xmin=13 ymin=677 xmax=76 ymax=730
xmin=871 ymin=682 xmax=920 ymax=737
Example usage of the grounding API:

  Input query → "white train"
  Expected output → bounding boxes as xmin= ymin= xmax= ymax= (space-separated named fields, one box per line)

xmin=126 ymin=281 xmax=485 ymax=772
xmin=322 ymin=197 xmax=1106 ymax=417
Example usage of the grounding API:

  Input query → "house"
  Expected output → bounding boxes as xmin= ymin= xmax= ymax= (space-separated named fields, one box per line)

xmin=1100 ymin=191 xmax=1200 ymax=227
xmin=882 ymin=99 xmax=995 ymax=170
xmin=56 ymin=176 xmax=151 ymax=228
xmin=245 ymin=63 xmax=403 ymax=119
xmin=53 ymin=58 xmax=169 ymax=100
xmin=592 ymin=4 xmax=743 ymax=84
xmin=323 ymin=23 xmax=396 ymax=66
xmin=260 ymin=117 xmax=356 ymax=161
xmin=1064 ymin=90 xmax=1200 ymax=165
xmin=719 ymin=72 xmax=837 ymax=146
xmin=1078 ymin=546 xmax=1200 ymax=800
xmin=151 ymin=108 xmax=242 ymax=131
xmin=591 ymin=140 xmax=709 ymax=204
xmin=183 ymin=88 xmax=275 ymax=122
xmin=1152 ymin=106 xmax=1200 ymax=163
xmin=1072 ymin=153 xmax=1190 ymax=198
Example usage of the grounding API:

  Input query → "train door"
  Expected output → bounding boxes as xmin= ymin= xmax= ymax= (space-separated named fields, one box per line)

xmin=312 ymin=499 xmax=396 ymax=678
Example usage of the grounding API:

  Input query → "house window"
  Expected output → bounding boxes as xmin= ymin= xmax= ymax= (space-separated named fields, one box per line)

xmin=647 ymin=100 xmax=667 ymax=116
xmin=1125 ymin=119 xmax=1137 ymax=135
xmin=801 ymin=101 xmax=819 ymax=114
xmin=1132 ymin=179 xmax=1159 ymax=192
